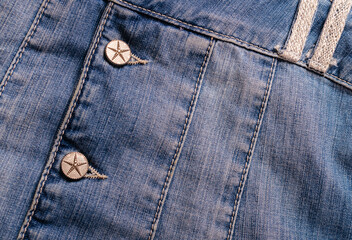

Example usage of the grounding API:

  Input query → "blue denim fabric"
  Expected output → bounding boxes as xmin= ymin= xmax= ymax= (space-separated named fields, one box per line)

xmin=0 ymin=0 xmax=351 ymax=239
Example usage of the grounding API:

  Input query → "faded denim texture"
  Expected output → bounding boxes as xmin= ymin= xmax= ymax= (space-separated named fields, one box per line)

xmin=0 ymin=0 xmax=351 ymax=239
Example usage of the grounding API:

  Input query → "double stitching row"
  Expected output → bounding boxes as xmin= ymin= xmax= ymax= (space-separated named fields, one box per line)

xmin=227 ymin=58 xmax=277 ymax=240
xmin=111 ymin=0 xmax=272 ymax=55
xmin=148 ymin=38 xmax=215 ymax=240
xmin=111 ymin=0 xmax=352 ymax=92
xmin=17 ymin=2 xmax=114 ymax=239
xmin=0 ymin=0 xmax=50 ymax=99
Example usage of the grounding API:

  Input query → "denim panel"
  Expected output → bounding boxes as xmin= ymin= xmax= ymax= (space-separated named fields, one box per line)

xmin=114 ymin=0 xmax=298 ymax=52
xmin=153 ymin=41 xmax=276 ymax=240
xmin=0 ymin=0 xmax=43 ymax=80
xmin=0 ymin=0 xmax=350 ymax=239
xmin=234 ymin=60 xmax=352 ymax=239
xmin=0 ymin=0 xmax=105 ymax=238
xmin=23 ymin=3 xmax=214 ymax=239
xmin=114 ymin=0 xmax=352 ymax=85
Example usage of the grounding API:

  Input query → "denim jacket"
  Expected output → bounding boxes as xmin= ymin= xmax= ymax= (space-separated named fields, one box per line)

xmin=0 ymin=0 xmax=351 ymax=239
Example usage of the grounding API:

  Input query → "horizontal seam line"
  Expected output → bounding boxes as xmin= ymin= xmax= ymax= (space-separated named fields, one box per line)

xmin=111 ymin=0 xmax=352 ymax=90
xmin=326 ymin=73 xmax=352 ymax=88
xmin=111 ymin=0 xmax=272 ymax=53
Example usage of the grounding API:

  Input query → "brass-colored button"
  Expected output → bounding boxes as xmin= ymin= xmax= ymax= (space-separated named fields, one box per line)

xmin=61 ymin=152 xmax=89 ymax=180
xmin=105 ymin=40 xmax=131 ymax=66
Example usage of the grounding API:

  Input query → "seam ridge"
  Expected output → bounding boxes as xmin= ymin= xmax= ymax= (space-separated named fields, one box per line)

xmin=16 ymin=2 xmax=114 ymax=239
xmin=147 ymin=38 xmax=215 ymax=240
xmin=226 ymin=58 xmax=277 ymax=240
xmin=110 ymin=0 xmax=352 ymax=91
xmin=0 ymin=0 xmax=50 ymax=99
xmin=111 ymin=0 xmax=272 ymax=54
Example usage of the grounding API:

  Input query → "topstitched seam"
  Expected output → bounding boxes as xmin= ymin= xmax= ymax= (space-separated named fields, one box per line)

xmin=111 ymin=0 xmax=271 ymax=54
xmin=0 ymin=0 xmax=50 ymax=99
xmin=326 ymin=73 xmax=352 ymax=87
xmin=147 ymin=38 xmax=215 ymax=240
xmin=226 ymin=58 xmax=277 ymax=240
xmin=17 ymin=2 xmax=113 ymax=239
xmin=110 ymin=0 xmax=352 ymax=90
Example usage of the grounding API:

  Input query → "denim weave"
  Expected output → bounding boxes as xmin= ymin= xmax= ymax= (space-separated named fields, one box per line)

xmin=0 ymin=0 xmax=351 ymax=239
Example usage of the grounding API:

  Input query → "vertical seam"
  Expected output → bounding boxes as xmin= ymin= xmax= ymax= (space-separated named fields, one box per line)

xmin=147 ymin=38 xmax=215 ymax=240
xmin=0 ymin=0 xmax=50 ymax=99
xmin=226 ymin=58 xmax=277 ymax=240
xmin=16 ymin=2 xmax=113 ymax=239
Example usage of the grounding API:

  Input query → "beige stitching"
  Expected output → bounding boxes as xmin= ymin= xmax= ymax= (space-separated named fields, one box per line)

xmin=127 ymin=53 xmax=149 ymax=65
xmin=147 ymin=38 xmax=215 ymax=240
xmin=17 ymin=3 xmax=114 ymax=239
xmin=111 ymin=0 xmax=272 ymax=55
xmin=326 ymin=73 xmax=352 ymax=88
xmin=111 ymin=0 xmax=352 ymax=89
xmin=227 ymin=58 xmax=277 ymax=240
xmin=0 ymin=0 xmax=50 ymax=99
xmin=309 ymin=0 xmax=352 ymax=72
xmin=280 ymin=0 xmax=318 ymax=62
xmin=85 ymin=165 xmax=108 ymax=179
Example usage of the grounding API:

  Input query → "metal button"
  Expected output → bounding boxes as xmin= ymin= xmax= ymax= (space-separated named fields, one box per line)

xmin=61 ymin=152 xmax=89 ymax=180
xmin=105 ymin=40 xmax=131 ymax=66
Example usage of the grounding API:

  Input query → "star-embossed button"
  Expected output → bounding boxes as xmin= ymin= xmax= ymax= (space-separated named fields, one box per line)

xmin=105 ymin=40 xmax=131 ymax=66
xmin=61 ymin=152 xmax=89 ymax=180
